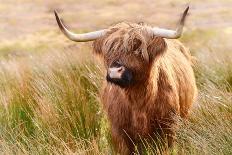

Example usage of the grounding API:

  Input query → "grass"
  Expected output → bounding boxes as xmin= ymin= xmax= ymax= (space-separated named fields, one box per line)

xmin=0 ymin=29 xmax=230 ymax=154
xmin=0 ymin=50 xmax=110 ymax=154
xmin=0 ymin=31 xmax=72 ymax=59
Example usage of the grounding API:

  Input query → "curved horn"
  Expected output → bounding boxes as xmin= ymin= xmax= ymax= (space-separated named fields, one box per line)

xmin=54 ymin=10 xmax=107 ymax=42
xmin=152 ymin=6 xmax=189 ymax=39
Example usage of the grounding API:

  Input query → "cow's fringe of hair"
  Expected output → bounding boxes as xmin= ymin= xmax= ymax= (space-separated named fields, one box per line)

xmin=101 ymin=22 xmax=155 ymax=62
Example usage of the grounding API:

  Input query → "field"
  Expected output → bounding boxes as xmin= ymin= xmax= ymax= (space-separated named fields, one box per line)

xmin=0 ymin=0 xmax=231 ymax=154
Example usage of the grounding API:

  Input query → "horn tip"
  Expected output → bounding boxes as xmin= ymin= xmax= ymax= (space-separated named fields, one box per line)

xmin=54 ymin=9 xmax=66 ymax=34
xmin=54 ymin=10 xmax=59 ymax=18
xmin=180 ymin=6 xmax=189 ymax=25
xmin=184 ymin=6 xmax=189 ymax=16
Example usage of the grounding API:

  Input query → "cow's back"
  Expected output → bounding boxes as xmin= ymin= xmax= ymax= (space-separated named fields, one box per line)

xmin=157 ymin=39 xmax=197 ymax=118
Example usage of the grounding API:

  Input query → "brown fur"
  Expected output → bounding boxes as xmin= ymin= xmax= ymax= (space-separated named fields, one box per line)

xmin=93 ymin=22 xmax=197 ymax=154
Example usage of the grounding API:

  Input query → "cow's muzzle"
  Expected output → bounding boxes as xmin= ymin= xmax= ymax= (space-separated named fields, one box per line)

xmin=106 ymin=62 xmax=133 ymax=88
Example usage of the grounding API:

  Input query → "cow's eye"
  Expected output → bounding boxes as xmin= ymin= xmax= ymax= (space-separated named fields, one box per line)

xmin=116 ymin=60 xmax=123 ymax=66
xmin=111 ymin=60 xmax=122 ymax=67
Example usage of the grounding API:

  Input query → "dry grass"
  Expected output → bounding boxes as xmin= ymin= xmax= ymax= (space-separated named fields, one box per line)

xmin=0 ymin=0 xmax=231 ymax=154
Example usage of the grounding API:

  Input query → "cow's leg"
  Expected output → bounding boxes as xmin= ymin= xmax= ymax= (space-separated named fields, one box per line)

xmin=111 ymin=127 xmax=135 ymax=155
xmin=162 ymin=127 xmax=176 ymax=148
xmin=151 ymin=119 xmax=177 ymax=152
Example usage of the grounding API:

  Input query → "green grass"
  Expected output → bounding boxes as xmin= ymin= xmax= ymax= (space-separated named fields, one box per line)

xmin=0 ymin=31 xmax=74 ymax=59
xmin=0 ymin=50 xmax=110 ymax=154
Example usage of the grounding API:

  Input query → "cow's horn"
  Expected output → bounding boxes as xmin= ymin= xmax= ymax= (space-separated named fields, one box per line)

xmin=54 ymin=10 xmax=107 ymax=42
xmin=152 ymin=6 xmax=189 ymax=39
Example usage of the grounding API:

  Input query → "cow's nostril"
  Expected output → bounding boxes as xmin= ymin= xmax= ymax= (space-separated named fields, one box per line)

xmin=118 ymin=67 xmax=123 ymax=72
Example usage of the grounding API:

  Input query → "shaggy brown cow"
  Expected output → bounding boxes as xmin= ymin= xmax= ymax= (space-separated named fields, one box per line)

xmin=54 ymin=6 xmax=197 ymax=154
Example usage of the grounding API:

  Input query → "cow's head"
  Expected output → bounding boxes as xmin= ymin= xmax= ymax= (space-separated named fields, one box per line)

xmin=54 ymin=7 xmax=189 ymax=88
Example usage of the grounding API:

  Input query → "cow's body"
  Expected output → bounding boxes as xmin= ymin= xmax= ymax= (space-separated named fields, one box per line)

xmin=54 ymin=6 xmax=196 ymax=154
xmin=101 ymin=39 xmax=197 ymax=153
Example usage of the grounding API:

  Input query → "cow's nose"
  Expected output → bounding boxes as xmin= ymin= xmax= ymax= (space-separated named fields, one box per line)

xmin=108 ymin=66 xmax=125 ymax=79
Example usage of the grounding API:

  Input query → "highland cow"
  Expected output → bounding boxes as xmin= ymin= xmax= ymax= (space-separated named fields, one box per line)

xmin=54 ymin=6 xmax=197 ymax=154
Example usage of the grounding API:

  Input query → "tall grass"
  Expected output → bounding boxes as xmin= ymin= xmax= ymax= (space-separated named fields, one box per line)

xmin=0 ymin=49 xmax=110 ymax=154
xmin=0 ymin=29 xmax=231 ymax=154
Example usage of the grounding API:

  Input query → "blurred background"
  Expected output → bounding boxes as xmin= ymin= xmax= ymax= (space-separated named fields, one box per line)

xmin=0 ymin=0 xmax=231 ymax=154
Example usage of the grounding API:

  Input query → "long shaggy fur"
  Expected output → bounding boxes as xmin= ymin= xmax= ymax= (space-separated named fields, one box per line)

xmin=93 ymin=22 xmax=197 ymax=154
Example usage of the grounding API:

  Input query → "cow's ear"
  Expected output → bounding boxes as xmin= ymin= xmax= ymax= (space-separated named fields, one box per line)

xmin=93 ymin=37 xmax=105 ymax=55
xmin=147 ymin=37 xmax=167 ymax=60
